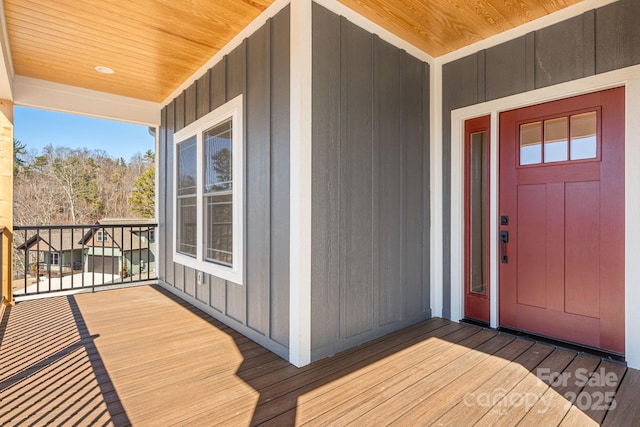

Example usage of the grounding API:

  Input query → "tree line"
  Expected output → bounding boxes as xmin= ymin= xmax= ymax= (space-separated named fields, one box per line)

xmin=13 ymin=140 xmax=155 ymax=226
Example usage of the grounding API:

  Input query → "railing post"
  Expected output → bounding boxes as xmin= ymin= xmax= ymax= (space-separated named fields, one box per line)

xmin=1 ymin=226 xmax=14 ymax=306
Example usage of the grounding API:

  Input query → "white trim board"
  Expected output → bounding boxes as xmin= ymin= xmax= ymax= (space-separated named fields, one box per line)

xmin=289 ymin=0 xmax=313 ymax=368
xmin=449 ymin=64 xmax=640 ymax=369
xmin=429 ymin=61 xmax=443 ymax=317
xmin=13 ymin=76 xmax=160 ymax=126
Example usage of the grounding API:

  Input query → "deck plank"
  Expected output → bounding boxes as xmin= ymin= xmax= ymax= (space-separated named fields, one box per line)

xmin=603 ymin=367 xmax=640 ymax=425
xmin=391 ymin=339 xmax=544 ymax=426
xmin=560 ymin=360 xmax=627 ymax=426
xmin=471 ymin=348 xmax=575 ymax=426
xmin=297 ymin=329 xmax=501 ymax=426
xmin=1 ymin=285 xmax=639 ymax=426
xmin=518 ymin=354 xmax=601 ymax=426
xmin=415 ymin=339 xmax=542 ymax=426
xmin=344 ymin=332 xmax=515 ymax=425
xmin=179 ymin=321 xmax=469 ymax=426
xmin=234 ymin=324 xmax=480 ymax=426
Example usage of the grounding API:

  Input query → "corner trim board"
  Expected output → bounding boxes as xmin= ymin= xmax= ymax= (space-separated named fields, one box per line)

xmin=429 ymin=60 xmax=443 ymax=318
xmin=289 ymin=0 xmax=313 ymax=367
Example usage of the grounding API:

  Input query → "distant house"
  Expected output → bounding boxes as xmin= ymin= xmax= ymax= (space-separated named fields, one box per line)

xmin=80 ymin=219 xmax=156 ymax=277
xmin=17 ymin=229 xmax=85 ymax=277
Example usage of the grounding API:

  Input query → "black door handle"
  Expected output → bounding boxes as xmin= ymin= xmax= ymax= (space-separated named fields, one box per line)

xmin=500 ymin=231 xmax=509 ymax=263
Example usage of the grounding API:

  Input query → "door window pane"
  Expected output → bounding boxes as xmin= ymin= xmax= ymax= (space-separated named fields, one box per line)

xmin=544 ymin=117 xmax=568 ymax=163
xmin=571 ymin=112 xmax=597 ymax=160
xmin=470 ymin=131 xmax=487 ymax=295
xmin=520 ymin=122 xmax=542 ymax=165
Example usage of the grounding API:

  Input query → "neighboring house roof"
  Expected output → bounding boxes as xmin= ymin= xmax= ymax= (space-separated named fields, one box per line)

xmin=17 ymin=229 xmax=87 ymax=252
xmin=17 ymin=219 xmax=155 ymax=253
xmin=79 ymin=219 xmax=155 ymax=252
xmin=98 ymin=218 xmax=156 ymax=226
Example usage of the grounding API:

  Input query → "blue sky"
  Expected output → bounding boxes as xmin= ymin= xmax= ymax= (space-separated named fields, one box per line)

xmin=14 ymin=106 xmax=155 ymax=162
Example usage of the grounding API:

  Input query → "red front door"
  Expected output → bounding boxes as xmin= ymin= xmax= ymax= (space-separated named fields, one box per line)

xmin=499 ymin=87 xmax=625 ymax=354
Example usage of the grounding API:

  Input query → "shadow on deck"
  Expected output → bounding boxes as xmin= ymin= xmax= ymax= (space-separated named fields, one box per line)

xmin=0 ymin=285 xmax=638 ymax=426
xmin=0 ymin=294 xmax=129 ymax=425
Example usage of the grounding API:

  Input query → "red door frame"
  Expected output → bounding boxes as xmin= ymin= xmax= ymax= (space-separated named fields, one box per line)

xmin=464 ymin=115 xmax=491 ymax=323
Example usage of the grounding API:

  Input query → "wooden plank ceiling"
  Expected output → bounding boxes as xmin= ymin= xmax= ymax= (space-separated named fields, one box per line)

xmin=339 ymin=0 xmax=583 ymax=57
xmin=3 ymin=0 xmax=274 ymax=103
xmin=3 ymin=0 xmax=582 ymax=103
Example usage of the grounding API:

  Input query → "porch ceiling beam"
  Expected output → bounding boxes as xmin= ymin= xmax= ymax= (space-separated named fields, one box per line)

xmin=13 ymin=76 xmax=160 ymax=126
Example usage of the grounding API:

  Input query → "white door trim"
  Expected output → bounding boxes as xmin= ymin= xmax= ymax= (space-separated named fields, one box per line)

xmin=450 ymin=64 xmax=640 ymax=369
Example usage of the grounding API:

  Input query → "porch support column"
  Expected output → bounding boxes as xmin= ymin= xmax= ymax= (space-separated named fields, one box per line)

xmin=289 ymin=0 xmax=313 ymax=367
xmin=0 ymin=99 xmax=13 ymax=306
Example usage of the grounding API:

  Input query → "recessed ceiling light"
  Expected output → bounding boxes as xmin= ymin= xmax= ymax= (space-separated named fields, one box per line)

xmin=95 ymin=66 xmax=115 ymax=74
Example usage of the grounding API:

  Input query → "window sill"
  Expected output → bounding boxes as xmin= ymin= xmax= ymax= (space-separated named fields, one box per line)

xmin=173 ymin=252 xmax=243 ymax=285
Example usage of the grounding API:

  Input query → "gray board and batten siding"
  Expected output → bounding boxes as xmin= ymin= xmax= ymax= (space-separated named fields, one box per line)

xmin=311 ymin=4 xmax=431 ymax=361
xmin=440 ymin=0 xmax=640 ymax=319
xmin=158 ymin=6 xmax=291 ymax=358
xmin=158 ymin=2 xmax=431 ymax=363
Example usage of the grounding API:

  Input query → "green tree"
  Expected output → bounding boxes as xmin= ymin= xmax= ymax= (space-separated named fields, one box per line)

xmin=143 ymin=149 xmax=155 ymax=163
xmin=129 ymin=166 xmax=155 ymax=218
xmin=13 ymin=138 xmax=26 ymax=174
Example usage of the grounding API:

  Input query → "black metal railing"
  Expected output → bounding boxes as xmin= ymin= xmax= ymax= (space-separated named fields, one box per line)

xmin=13 ymin=222 xmax=157 ymax=298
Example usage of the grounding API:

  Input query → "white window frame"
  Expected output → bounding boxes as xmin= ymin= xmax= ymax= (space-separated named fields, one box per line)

xmin=173 ymin=95 xmax=244 ymax=284
xmin=50 ymin=252 xmax=60 ymax=266
xmin=96 ymin=230 xmax=107 ymax=242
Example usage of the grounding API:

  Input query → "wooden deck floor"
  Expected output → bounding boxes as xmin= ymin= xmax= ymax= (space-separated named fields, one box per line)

xmin=1 ymin=285 xmax=639 ymax=426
